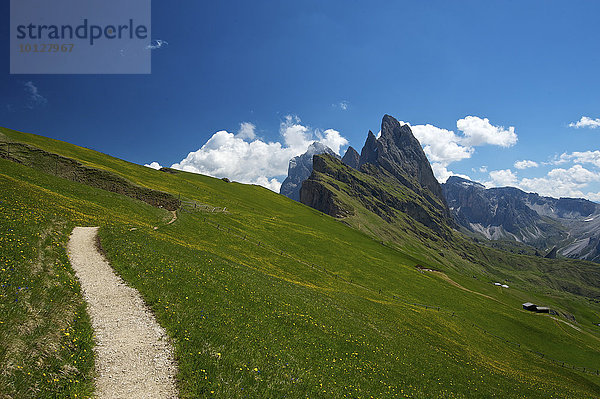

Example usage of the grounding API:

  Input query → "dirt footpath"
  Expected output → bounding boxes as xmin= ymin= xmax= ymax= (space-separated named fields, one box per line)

xmin=67 ymin=227 xmax=178 ymax=399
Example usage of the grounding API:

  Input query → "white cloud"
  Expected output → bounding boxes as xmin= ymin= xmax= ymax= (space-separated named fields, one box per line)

xmin=557 ymin=150 xmax=600 ymax=168
xmin=146 ymin=39 xmax=168 ymax=50
xmin=547 ymin=165 xmax=598 ymax=183
xmin=484 ymin=158 xmax=600 ymax=201
xmin=471 ymin=166 xmax=488 ymax=173
xmin=318 ymin=129 xmax=348 ymax=155
xmin=514 ymin=160 xmax=539 ymax=169
xmin=457 ymin=116 xmax=517 ymax=147
xmin=333 ymin=101 xmax=349 ymax=110
xmin=569 ymin=116 xmax=600 ymax=129
xmin=519 ymin=165 xmax=600 ymax=199
xmin=170 ymin=116 xmax=348 ymax=192
xmin=144 ymin=161 xmax=162 ymax=170
xmin=24 ymin=81 xmax=47 ymax=108
xmin=586 ymin=192 xmax=600 ymax=203
xmin=431 ymin=163 xmax=471 ymax=183
xmin=236 ymin=122 xmax=256 ymax=140
xmin=280 ymin=115 xmax=311 ymax=149
xmin=253 ymin=176 xmax=282 ymax=192
xmin=411 ymin=124 xmax=474 ymax=165
xmin=485 ymin=169 xmax=518 ymax=187
xmin=408 ymin=116 xmax=514 ymax=182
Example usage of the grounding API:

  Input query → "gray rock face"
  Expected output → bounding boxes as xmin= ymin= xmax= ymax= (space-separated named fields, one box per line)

xmin=299 ymin=115 xmax=454 ymax=236
xmin=442 ymin=176 xmax=600 ymax=262
xmin=280 ymin=142 xmax=339 ymax=201
xmin=341 ymin=146 xmax=360 ymax=169
xmin=359 ymin=131 xmax=378 ymax=167
xmin=358 ymin=115 xmax=446 ymax=206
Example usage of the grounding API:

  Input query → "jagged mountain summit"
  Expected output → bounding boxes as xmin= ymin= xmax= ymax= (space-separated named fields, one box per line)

xmin=359 ymin=115 xmax=445 ymax=205
xmin=280 ymin=142 xmax=339 ymax=201
xmin=442 ymin=176 xmax=600 ymax=262
xmin=300 ymin=115 xmax=453 ymax=237
xmin=341 ymin=146 xmax=360 ymax=169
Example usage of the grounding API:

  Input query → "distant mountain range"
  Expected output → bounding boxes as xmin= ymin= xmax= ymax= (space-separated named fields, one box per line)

xmin=442 ymin=176 xmax=600 ymax=262
xmin=280 ymin=116 xmax=600 ymax=263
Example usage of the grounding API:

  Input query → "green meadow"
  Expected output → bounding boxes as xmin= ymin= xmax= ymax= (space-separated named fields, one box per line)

xmin=1 ymin=127 xmax=599 ymax=398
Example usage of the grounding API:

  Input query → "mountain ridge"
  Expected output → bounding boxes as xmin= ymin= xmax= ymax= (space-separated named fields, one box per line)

xmin=442 ymin=175 xmax=600 ymax=262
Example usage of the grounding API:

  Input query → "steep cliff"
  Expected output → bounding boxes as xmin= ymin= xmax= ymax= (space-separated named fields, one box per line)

xmin=341 ymin=146 xmax=360 ymax=169
xmin=280 ymin=142 xmax=338 ymax=201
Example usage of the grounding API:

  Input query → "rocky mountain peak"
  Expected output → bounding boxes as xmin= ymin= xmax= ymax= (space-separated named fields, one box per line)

xmin=304 ymin=141 xmax=331 ymax=157
xmin=359 ymin=131 xmax=378 ymax=167
xmin=341 ymin=146 xmax=360 ymax=169
xmin=358 ymin=115 xmax=446 ymax=205
xmin=299 ymin=114 xmax=453 ymax=236
xmin=280 ymin=142 xmax=338 ymax=201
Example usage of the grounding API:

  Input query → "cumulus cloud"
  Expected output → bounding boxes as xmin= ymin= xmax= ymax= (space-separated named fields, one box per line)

xmin=407 ymin=116 xmax=515 ymax=182
xmin=569 ymin=116 xmax=600 ymax=129
xmin=557 ymin=150 xmax=600 ymax=168
xmin=144 ymin=161 xmax=162 ymax=170
xmin=586 ymin=192 xmax=600 ymax=202
xmin=146 ymin=39 xmax=168 ymax=50
xmin=485 ymin=169 xmax=518 ymax=187
xmin=24 ymin=81 xmax=47 ymax=109
xmin=457 ymin=116 xmax=517 ymax=147
xmin=411 ymin=124 xmax=474 ymax=165
xmin=170 ymin=116 xmax=348 ymax=192
xmin=253 ymin=176 xmax=282 ymax=192
xmin=514 ymin=160 xmax=539 ymax=169
xmin=519 ymin=165 xmax=600 ymax=199
xmin=319 ymin=129 xmax=348 ymax=154
xmin=236 ymin=122 xmax=256 ymax=140
xmin=431 ymin=163 xmax=471 ymax=183
xmin=482 ymin=162 xmax=600 ymax=201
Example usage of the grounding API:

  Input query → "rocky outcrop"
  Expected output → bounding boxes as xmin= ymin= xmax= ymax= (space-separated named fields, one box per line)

xmin=300 ymin=178 xmax=353 ymax=218
xmin=545 ymin=247 xmax=558 ymax=259
xmin=0 ymin=138 xmax=181 ymax=211
xmin=359 ymin=131 xmax=379 ymax=167
xmin=341 ymin=146 xmax=360 ymax=169
xmin=280 ymin=142 xmax=338 ymax=201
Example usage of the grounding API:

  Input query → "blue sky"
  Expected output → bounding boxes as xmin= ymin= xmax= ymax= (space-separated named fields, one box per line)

xmin=2 ymin=1 xmax=600 ymax=199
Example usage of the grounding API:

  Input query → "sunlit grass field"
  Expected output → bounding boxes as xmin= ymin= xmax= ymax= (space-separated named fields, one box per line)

xmin=1 ymin=127 xmax=600 ymax=398
xmin=0 ymin=158 xmax=167 ymax=397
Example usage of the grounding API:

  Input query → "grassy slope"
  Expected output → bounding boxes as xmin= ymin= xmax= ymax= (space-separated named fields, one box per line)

xmin=308 ymin=154 xmax=600 ymax=313
xmin=1 ymin=126 xmax=600 ymax=398
xmin=0 ymin=158 xmax=169 ymax=398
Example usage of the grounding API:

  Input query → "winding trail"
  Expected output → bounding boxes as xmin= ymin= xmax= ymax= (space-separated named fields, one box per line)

xmin=167 ymin=210 xmax=177 ymax=225
xmin=67 ymin=227 xmax=178 ymax=399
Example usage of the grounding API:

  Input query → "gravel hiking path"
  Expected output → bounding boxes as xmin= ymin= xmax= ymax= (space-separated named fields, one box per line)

xmin=167 ymin=210 xmax=177 ymax=225
xmin=67 ymin=227 xmax=178 ymax=399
